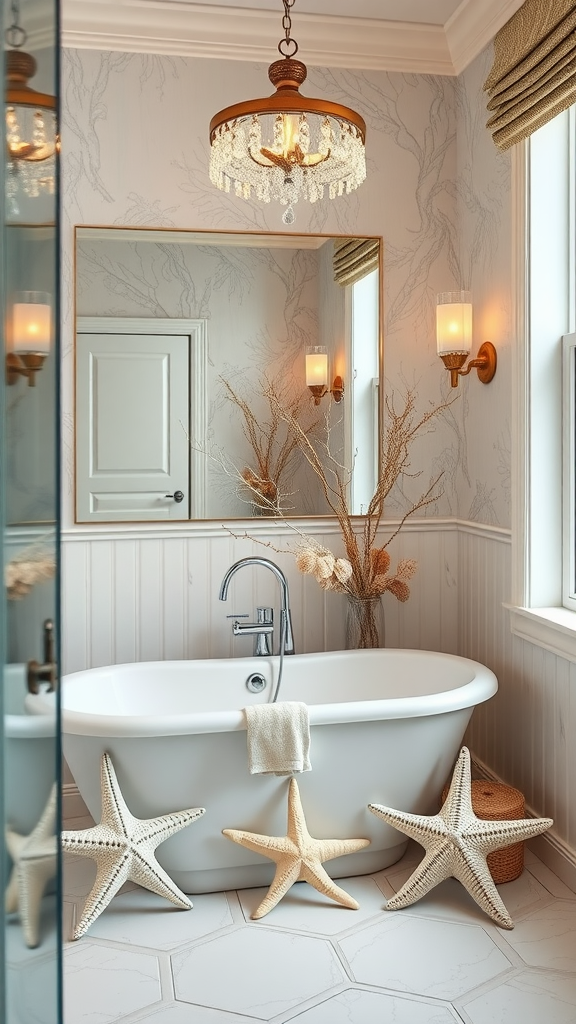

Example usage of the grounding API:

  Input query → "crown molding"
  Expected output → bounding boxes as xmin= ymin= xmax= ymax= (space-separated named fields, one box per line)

xmin=61 ymin=0 xmax=521 ymax=75
xmin=445 ymin=0 xmax=525 ymax=75
xmin=61 ymin=1 xmax=454 ymax=74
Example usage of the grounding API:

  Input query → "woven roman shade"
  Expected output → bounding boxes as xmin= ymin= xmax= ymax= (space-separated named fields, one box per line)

xmin=484 ymin=0 xmax=576 ymax=151
xmin=333 ymin=237 xmax=379 ymax=287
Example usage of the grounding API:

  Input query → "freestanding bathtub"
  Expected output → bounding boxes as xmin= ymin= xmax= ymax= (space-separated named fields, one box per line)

xmin=4 ymin=663 xmax=56 ymax=835
xmin=55 ymin=648 xmax=497 ymax=893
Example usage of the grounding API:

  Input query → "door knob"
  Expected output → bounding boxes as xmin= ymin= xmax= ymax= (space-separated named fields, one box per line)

xmin=165 ymin=490 xmax=185 ymax=503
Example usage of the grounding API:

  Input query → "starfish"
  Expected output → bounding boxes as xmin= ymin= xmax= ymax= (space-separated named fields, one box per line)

xmin=369 ymin=746 xmax=553 ymax=930
xmin=5 ymin=784 xmax=58 ymax=948
xmin=223 ymin=777 xmax=370 ymax=919
xmin=61 ymin=752 xmax=205 ymax=940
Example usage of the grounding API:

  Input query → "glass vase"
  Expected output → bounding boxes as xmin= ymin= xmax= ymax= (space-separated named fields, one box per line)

xmin=345 ymin=594 xmax=385 ymax=649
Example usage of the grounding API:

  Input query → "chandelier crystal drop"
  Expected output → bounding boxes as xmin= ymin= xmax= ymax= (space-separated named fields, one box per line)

xmin=5 ymin=0 xmax=57 ymax=212
xmin=209 ymin=1 xmax=366 ymax=222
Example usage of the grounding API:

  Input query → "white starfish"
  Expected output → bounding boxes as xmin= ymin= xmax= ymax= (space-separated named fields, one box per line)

xmin=61 ymin=752 xmax=205 ymax=940
xmin=223 ymin=777 xmax=370 ymax=919
xmin=369 ymin=746 xmax=553 ymax=930
xmin=5 ymin=784 xmax=58 ymax=948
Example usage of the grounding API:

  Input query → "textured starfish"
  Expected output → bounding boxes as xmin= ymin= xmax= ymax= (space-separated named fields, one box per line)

xmin=61 ymin=752 xmax=205 ymax=939
xmin=5 ymin=784 xmax=58 ymax=948
xmin=369 ymin=746 xmax=553 ymax=929
xmin=223 ymin=777 xmax=370 ymax=919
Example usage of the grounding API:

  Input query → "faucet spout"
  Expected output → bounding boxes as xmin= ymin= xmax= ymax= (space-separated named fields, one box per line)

xmin=219 ymin=557 xmax=295 ymax=655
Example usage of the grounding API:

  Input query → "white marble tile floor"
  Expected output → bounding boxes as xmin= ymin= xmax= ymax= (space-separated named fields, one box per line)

xmin=62 ymin=830 xmax=576 ymax=1024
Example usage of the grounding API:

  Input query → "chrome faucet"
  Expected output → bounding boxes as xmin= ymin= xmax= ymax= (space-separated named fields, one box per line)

xmin=219 ymin=557 xmax=295 ymax=656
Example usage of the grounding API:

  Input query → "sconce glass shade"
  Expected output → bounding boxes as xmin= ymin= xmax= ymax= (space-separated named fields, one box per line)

xmin=13 ymin=291 xmax=51 ymax=354
xmin=305 ymin=345 xmax=328 ymax=386
xmin=436 ymin=291 xmax=472 ymax=356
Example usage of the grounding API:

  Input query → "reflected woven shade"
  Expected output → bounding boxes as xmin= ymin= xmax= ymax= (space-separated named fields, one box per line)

xmin=484 ymin=0 xmax=576 ymax=151
xmin=333 ymin=237 xmax=379 ymax=286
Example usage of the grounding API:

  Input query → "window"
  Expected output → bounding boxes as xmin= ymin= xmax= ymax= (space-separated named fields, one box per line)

xmin=563 ymin=332 xmax=576 ymax=612
xmin=348 ymin=268 xmax=379 ymax=515
xmin=510 ymin=104 xmax=576 ymax=656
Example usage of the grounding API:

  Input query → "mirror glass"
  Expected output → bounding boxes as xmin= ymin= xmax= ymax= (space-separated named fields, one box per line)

xmin=75 ymin=228 xmax=381 ymax=521
xmin=1 ymin=0 xmax=61 ymax=1015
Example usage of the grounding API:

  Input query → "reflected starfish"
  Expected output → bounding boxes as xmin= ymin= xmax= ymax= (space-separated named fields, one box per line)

xmin=5 ymin=784 xmax=58 ymax=948
xmin=61 ymin=752 xmax=205 ymax=940
xmin=223 ymin=777 xmax=370 ymax=919
xmin=369 ymin=746 xmax=553 ymax=929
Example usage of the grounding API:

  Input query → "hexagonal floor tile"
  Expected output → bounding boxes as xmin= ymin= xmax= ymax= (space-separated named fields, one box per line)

xmin=501 ymin=900 xmax=576 ymax=970
xmin=172 ymin=926 xmax=346 ymax=1019
xmin=460 ymin=969 xmax=576 ymax=1023
xmin=7 ymin=951 xmax=61 ymax=1024
xmin=338 ymin=913 xmax=512 ymax=1001
xmin=64 ymin=941 xmax=161 ymax=1022
xmin=374 ymin=870 xmax=552 ymax=929
xmin=131 ymin=1002 xmax=257 ymax=1023
xmin=236 ymin=875 xmax=385 ymax=934
xmin=282 ymin=986 xmax=461 ymax=1023
xmin=85 ymin=888 xmax=233 ymax=949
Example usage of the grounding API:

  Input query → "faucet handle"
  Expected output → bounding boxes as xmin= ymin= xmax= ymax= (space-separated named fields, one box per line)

xmin=256 ymin=607 xmax=273 ymax=624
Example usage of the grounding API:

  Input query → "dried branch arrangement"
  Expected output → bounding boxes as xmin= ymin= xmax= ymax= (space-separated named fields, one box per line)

xmin=277 ymin=385 xmax=451 ymax=600
xmin=231 ymin=384 xmax=454 ymax=646
xmin=5 ymin=545 xmax=56 ymax=600
xmin=221 ymin=376 xmax=320 ymax=514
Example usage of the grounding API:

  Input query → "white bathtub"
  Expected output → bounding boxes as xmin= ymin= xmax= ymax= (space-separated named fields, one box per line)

xmin=4 ymin=664 xmax=57 ymax=836
xmin=57 ymin=649 xmax=497 ymax=892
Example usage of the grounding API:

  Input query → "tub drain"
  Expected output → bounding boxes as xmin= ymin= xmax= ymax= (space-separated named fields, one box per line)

xmin=246 ymin=672 xmax=267 ymax=693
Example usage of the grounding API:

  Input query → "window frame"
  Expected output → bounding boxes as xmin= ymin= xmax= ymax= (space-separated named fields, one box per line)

xmin=509 ymin=105 xmax=576 ymax=660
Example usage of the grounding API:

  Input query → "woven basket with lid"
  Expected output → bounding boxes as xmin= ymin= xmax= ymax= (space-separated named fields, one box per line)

xmin=441 ymin=779 xmax=525 ymax=884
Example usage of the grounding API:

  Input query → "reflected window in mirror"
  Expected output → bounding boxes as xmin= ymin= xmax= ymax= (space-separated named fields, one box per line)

xmin=74 ymin=228 xmax=382 ymax=523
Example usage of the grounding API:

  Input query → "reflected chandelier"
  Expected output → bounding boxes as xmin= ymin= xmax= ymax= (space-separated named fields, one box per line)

xmin=208 ymin=0 xmax=366 ymax=224
xmin=5 ymin=0 xmax=57 ymax=209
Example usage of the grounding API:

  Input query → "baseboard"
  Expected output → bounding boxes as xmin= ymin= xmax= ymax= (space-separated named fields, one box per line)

xmin=472 ymin=756 xmax=576 ymax=895
xmin=62 ymin=781 xmax=89 ymax=824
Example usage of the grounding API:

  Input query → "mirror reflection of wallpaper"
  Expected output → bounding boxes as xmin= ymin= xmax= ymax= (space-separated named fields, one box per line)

xmin=62 ymin=48 xmax=512 ymax=529
xmin=76 ymin=237 xmax=346 ymax=516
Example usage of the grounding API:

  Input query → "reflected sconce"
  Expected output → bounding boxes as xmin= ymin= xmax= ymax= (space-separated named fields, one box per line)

xmin=7 ymin=291 xmax=51 ymax=386
xmin=305 ymin=345 xmax=344 ymax=405
xmin=436 ymin=291 xmax=496 ymax=388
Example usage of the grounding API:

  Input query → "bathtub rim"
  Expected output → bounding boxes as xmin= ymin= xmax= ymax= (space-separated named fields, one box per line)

xmin=52 ymin=648 xmax=497 ymax=739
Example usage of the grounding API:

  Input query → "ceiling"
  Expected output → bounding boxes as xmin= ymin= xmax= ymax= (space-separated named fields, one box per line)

xmin=61 ymin=0 xmax=525 ymax=76
xmin=181 ymin=0 xmax=464 ymax=25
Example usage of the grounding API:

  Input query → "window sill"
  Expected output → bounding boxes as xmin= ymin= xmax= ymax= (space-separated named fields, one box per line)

xmin=506 ymin=604 xmax=576 ymax=662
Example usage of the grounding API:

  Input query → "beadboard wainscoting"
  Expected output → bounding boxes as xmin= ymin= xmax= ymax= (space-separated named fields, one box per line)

xmin=461 ymin=526 xmax=576 ymax=892
xmin=61 ymin=519 xmax=461 ymax=674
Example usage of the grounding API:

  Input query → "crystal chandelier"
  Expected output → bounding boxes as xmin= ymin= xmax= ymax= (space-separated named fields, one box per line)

xmin=5 ymin=0 xmax=57 ymax=212
xmin=209 ymin=0 xmax=366 ymax=224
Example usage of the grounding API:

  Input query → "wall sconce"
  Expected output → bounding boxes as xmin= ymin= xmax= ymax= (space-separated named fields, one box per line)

xmin=436 ymin=291 xmax=496 ymax=388
xmin=6 ymin=291 xmax=51 ymax=386
xmin=305 ymin=345 xmax=345 ymax=405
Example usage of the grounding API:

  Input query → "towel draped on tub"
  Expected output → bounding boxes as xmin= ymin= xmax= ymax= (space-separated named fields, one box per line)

xmin=243 ymin=701 xmax=311 ymax=776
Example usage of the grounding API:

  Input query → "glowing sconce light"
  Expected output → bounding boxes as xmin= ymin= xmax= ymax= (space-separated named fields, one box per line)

xmin=305 ymin=345 xmax=344 ymax=405
xmin=436 ymin=291 xmax=496 ymax=388
xmin=7 ymin=291 xmax=51 ymax=386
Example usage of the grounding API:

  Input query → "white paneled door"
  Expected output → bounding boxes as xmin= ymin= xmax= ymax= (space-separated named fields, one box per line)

xmin=76 ymin=318 xmax=207 ymax=521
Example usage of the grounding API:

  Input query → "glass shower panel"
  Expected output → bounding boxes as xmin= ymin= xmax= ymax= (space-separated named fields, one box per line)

xmin=1 ymin=0 xmax=61 ymax=1014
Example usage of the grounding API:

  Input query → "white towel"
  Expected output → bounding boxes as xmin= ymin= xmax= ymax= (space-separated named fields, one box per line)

xmin=243 ymin=702 xmax=311 ymax=776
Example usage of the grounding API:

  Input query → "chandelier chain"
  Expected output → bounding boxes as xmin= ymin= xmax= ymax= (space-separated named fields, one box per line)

xmin=5 ymin=0 xmax=27 ymax=49
xmin=278 ymin=0 xmax=298 ymax=58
